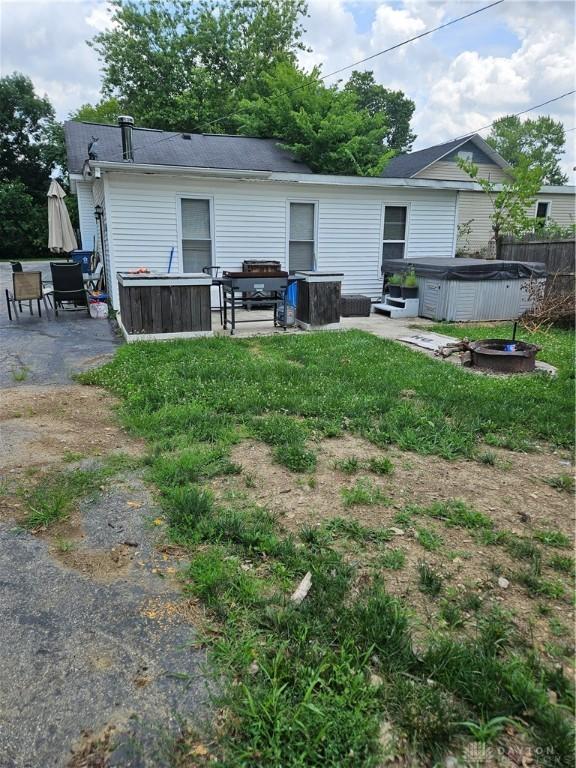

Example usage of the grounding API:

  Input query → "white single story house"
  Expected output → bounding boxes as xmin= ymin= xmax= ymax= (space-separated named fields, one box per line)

xmin=64 ymin=119 xmax=574 ymax=310
xmin=381 ymin=133 xmax=575 ymax=256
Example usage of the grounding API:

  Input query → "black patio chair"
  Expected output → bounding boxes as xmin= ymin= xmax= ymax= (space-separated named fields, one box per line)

xmin=49 ymin=262 xmax=90 ymax=316
xmin=10 ymin=261 xmax=23 ymax=272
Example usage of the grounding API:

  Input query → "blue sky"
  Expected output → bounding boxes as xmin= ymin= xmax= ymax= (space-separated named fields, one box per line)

xmin=1 ymin=0 xmax=574 ymax=180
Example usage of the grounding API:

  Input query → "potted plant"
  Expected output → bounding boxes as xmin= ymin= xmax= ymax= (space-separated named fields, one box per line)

xmin=387 ymin=273 xmax=403 ymax=298
xmin=402 ymin=268 xmax=418 ymax=299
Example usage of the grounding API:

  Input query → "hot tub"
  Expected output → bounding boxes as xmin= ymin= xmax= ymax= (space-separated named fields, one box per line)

xmin=381 ymin=258 xmax=547 ymax=322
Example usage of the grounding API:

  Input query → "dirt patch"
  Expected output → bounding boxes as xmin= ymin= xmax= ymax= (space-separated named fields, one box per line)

xmin=216 ymin=435 xmax=575 ymax=659
xmin=225 ymin=435 xmax=573 ymax=537
xmin=53 ymin=541 xmax=137 ymax=582
xmin=0 ymin=384 xmax=144 ymax=473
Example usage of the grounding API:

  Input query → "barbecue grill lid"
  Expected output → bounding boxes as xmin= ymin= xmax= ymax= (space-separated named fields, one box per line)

xmin=222 ymin=270 xmax=289 ymax=278
xmin=381 ymin=257 xmax=547 ymax=280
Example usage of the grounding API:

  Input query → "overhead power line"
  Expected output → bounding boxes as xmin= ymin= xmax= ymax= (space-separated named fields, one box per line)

xmin=103 ymin=0 xmax=504 ymax=162
xmin=452 ymin=89 xmax=576 ymax=140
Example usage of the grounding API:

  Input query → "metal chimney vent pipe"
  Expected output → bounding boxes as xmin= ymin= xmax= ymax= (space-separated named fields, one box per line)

xmin=118 ymin=115 xmax=134 ymax=161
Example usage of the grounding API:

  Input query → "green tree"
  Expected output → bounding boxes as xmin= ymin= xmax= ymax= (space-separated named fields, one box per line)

xmin=486 ymin=115 xmax=568 ymax=186
xmin=90 ymin=0 xmax=309 ymax=131
xmin=70 ymin=98 xmax=124 ymax=125
xmin=238 ymin=63 xmax=394 ymax=175
xmin=0 ymin=73 xmax=65 ymax=259
xmin=458 ymin=156 xmax=545 ymax=256
xmin=343 ymin=70 xmax=416 ymax=153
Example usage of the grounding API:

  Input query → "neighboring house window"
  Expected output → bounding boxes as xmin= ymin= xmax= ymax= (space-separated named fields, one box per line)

xmin=535 ymin=200 xmax=551 ymax=222
xmin=289 ymin=202 xmax=316 ymax=271
xmin=382 ymin=205 xmax=407 ymax=263
xmin=457 ymin=150 xmax=473 ymax=162
xmin=181 ymin=198 xmax=212 ymax=272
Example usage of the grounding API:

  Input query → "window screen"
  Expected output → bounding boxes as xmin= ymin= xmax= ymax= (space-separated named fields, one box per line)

xmin=382 ymin=205 xmax=407 ymax=261
xmin=181 ymin=198 xmax=211 ymax=272
xmin=536 ymin=201 xmax=549 ymax=220
xmin=289 ymin=202 xmax=315 ymax=271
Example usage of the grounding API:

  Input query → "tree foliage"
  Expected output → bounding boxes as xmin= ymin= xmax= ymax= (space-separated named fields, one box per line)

xmin=486 ymin=115 xmax=568 ymax=186
xmin=458 ymin=157 xmax=545 ymax=254
xmin=90 ymin=0 xmax=309 ymax=132
xmin=70 ymin=98 xmax=124 ymax=125
xmin=238 ymin=63 xmax=394 ymax=175
xmin=88 ymin=0 xmax=416 ymax=175
xmin=343 ymin=71 xmax=415 ymax=153
xmin=0 ymin=72 xmax=66 ymax=259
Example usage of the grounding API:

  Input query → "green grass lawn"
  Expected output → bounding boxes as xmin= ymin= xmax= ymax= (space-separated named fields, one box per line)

xmin=81 ymin=327 xmax=575 ymax=767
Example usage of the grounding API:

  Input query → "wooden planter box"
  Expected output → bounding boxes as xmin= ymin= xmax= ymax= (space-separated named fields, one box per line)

xmin=117 ymin=273 xmax=213 ymax=341
xmin=295 ymin=272 xmax=344 ymax=330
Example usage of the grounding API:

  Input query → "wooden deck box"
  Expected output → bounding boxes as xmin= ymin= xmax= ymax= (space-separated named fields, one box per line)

xmin=295 ymin=271 xmax=344 ymax=330
xmin=117 ymin=273 xmax=213 ymax=341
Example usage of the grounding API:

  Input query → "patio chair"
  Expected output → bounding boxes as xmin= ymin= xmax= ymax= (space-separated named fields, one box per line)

xmin=10 ymin=261 xmax=23 ymax=272
xmin=5 ymin=271 xmax=51 ymax=321
xmin=49 ymin=262 xmax=90 ymax=316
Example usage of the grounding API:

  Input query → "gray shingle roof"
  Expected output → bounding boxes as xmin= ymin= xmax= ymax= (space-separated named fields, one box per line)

xmin=64 ymin=121 xmax=313 ymax=175
xmin=380 ymin=136 xmax=473 ymax=178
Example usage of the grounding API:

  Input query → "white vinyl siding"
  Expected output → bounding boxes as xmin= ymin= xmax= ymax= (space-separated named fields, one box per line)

xmin=289 ymin=202 xmax=316 ymax=271
xmin=181 ymin=198 xmax=212 ymax=272
xmin=416 ymin=161 xmax=510 ymax=183
xmin=76 ymin=181 xmax=98 ymax=251
xmin=457 ymin=191 xmax=576 ymax=255
xmin=103 ymin=172 xmax=458 ymax=308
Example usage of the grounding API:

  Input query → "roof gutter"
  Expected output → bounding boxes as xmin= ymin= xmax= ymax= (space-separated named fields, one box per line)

xmin=85 ymin=161 xmax=575 ymax=194
xmin=88 ymin=160 xmax=273 ymax=180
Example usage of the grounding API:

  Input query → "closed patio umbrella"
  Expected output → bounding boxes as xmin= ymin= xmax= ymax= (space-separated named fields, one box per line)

xmin=47 ymin=179 xmax=77 ymax=253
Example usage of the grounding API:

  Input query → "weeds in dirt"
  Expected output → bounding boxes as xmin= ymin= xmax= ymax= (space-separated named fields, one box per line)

xmin=325 ymin=517 xmax=393 ymax=545
xmin=334 ymin=457 xmax=361 ymax=474
xmin=341 ymin=479 xmax=389 ymax=507
xmin=544 ymin=473 xmax=575 ymax=493
xmin=19 ymin=454 xmax=141 ymax=530
xmin=534 ymin=530 xmax=571 ymax=548
xmin=414 ymin=499 xmax=493 ymax=530
xmin=418 ymin=561 xmax=443 ymax=595
xmin=457 ymin=716 xmax=517 ymax=743
xmin=477 ymin=450 xmax=497 ymax=466
xmin=367 ymin=457 xmax=394 ymax=475
xmin=439 ymin=600 xmax=464 ymax=628
xmin=548 ymin=554 xmax=574 ymax=574
xmin=379 ymin=548 xmax=406 ymax=570
xmin=415 ymin=526 xmax=443 ymax=552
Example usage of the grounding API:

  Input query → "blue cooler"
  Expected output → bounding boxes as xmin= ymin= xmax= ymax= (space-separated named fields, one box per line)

xmin=70 ymin=250 xmax=92 ymax=274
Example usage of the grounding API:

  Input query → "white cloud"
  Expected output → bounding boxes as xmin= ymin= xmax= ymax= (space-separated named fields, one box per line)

xmin=300 ymin=0 xmax=575 ymax=182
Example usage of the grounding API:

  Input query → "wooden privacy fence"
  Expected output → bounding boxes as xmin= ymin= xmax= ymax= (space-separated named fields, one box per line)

xmin=500 ymin=235 xmax=575 ymax=295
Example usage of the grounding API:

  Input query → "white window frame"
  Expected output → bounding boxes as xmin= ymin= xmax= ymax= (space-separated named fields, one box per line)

xmin=286 ymin=199 xmax=318 ymax=272
xmin=534 ymin=199 xmax=551 ymax=222
xmin=176 ymin=193 xmax=215 ymax=273
xmin=379 ymin=202 xmax=410 ymax=276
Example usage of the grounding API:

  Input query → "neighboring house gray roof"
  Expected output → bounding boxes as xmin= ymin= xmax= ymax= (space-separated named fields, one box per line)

xmin=380 ymin=133 xmax=510 ymax=178
xmin=64 ymin=121 xmax=313 ymax=175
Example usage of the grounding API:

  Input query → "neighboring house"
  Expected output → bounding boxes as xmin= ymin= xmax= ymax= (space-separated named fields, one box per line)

xmin=381 ymin=134 xmax=576 ymax=256
xmin=65 ymin=118 xmax=478 ymax=310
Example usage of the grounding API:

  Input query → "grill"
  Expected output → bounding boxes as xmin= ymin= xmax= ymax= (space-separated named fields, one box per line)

xmin=220 ymin=270 xmax=291 ymax=335
xmin=468 ymin=339 xmax=541 ymax=373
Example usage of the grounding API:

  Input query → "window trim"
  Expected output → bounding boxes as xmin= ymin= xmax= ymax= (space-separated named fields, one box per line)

xmin=534 ymin=199 xmax=551 ymax=222
xmin=176 ymin=193 xmax=215 ymax=273
xmin=379 ymin=202 xmax=410 ymax=276
xmin=286 ymin=199 xmax=318 ymax=272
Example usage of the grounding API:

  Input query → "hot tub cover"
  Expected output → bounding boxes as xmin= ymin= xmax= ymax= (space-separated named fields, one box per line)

xmin=382 ymin=257 xmax=547 ymax=281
